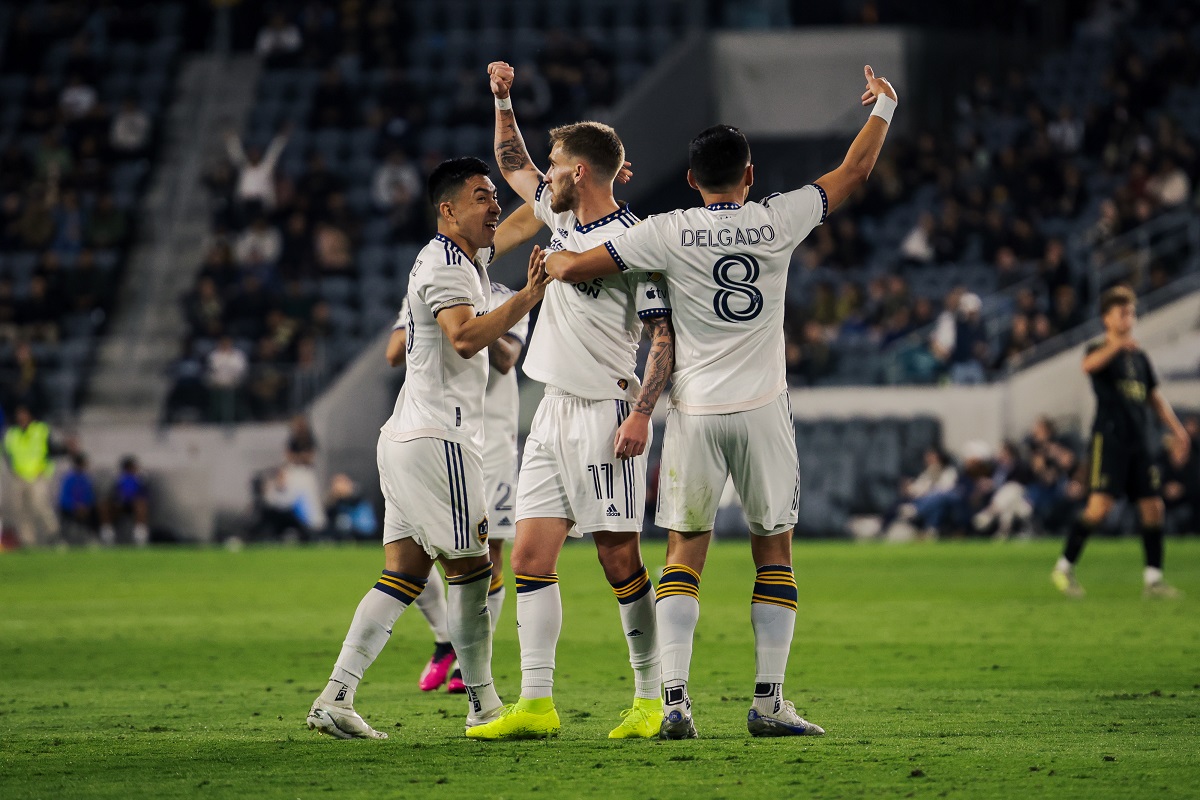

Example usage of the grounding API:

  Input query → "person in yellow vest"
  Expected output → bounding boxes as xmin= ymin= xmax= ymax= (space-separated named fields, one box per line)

xmin=3 ymin=405 xmax=63 ymax=547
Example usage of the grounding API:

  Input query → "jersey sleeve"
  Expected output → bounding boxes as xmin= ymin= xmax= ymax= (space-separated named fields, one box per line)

xmin=393 ymin=296 xmax=410 ymax=330
xmin=604 ymin=215 xmax=669 ymax=274
xmin=414 ymin=262 xmax=477 ymax=317
xmin=761 ymin=184 xmax=827 ymax=246
xmin=633 ymin=271 xmax=671 ymax=320
xmin=531 ymin=180 xmax=554 ymax=225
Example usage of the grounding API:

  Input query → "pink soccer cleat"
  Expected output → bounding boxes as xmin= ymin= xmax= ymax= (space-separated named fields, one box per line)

xmin=446 ymin=667 xmax=466 ymax=694
xmin=419 ymin=643 xmax=455 ymax=692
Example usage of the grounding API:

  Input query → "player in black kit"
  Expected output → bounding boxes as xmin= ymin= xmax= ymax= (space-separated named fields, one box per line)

xmin=1051 ymin=286 xmax=1190 ymax=598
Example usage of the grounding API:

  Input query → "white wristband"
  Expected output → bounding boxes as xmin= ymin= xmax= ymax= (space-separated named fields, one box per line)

xmin=870 ymin=94 xmax=897 ymax=125
xmin=495 ymin=97 xmax=512 ymax=111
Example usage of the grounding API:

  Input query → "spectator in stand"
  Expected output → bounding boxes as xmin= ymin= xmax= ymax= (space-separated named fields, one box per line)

xmin=109 ymin=97 xmax=151 ymax=156
xmin=256 ymin=12 xmax=303 ymax=68
xmin=2 ymin=405 xmax=64 ymax=547
xmin=313 ymin=221 xmax=353 ymax=273
xmin=372 ymin=149 xmax=421 ymax=228
xmin=101 ymin=455 xmax=150 ymax=547
xmin=85 ymin=192 xmax=129 ymax=249
xmin=234 ymin=215 xmax=282 ymax=271
xmin=785 ymin=320 xmax=834 ymax=386
xmin=947 ymin=292 xmax=989 ymax=385
xmin=59 ymin=74 xmax=97 ymax=121
xmin=59 ymin=452 xmax=100 ymax=544
xmin=224 ymin=126 xmax=290 ymax=216
xmin=6 ymin=342 xmax=46 ymax=412
xmin=206 ymin=335 xmax=248 ymax=422
xmin=1146 ymin=157 xmax=1190 ymax=209
xmin=885 ymin=446 xmax=959 ymax=541
xmin=286 ymin=414 xmax=318 ymax=466
xmin=994 ymin=313 xmax=1034 ymax=372
xmin=325 ymin=473 xmax=377 ymax=541
xmin=971 ymin=441 xmax=1034 ymax=539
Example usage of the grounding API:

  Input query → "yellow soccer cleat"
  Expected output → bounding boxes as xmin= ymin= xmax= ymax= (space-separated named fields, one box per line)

xmin=1051 ymin=567 xmax=1085 ymax=598
xmin=465 ymin=697 xmax=561 ymax=741
xmin=608 ymin=697 xmax=664 ymax=739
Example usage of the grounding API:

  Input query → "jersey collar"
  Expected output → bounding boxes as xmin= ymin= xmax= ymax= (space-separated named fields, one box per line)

xmin=434 ymin=233 xmax=475 ymax=264
xmin=575 ymin=204 xmax=635 ymax=234
xmin=705 ymin=202 xmax=742 ymax=211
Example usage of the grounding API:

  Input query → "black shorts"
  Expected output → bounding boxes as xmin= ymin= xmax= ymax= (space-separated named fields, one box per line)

xmin=1087 ymin=431 xmax=1161 ymax=500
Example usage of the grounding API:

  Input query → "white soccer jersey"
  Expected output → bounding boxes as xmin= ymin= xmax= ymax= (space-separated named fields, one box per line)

xmin=483 ymin=282 xmax=530 ymax=444
xmin=522 ymin=180 xmax=671 ymax=402
xmin=605 ymin=185 xmax=827 ymax=414
xmin=381 ymin=233 xmax=494 ymax=454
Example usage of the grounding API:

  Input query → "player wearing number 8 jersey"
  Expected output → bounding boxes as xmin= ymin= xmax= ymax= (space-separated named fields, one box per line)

xmin=549 ymin=65 xmax=899 ymax=739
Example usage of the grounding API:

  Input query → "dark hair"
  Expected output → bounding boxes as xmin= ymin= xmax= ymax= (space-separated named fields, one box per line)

xmin=689 ymin=125 xmax=751 ymax=190
xmin=1099 ymin=285 xmax=1136 ymax=315
xmin=427 ymin=157 xmax=491 ymax=207
xmin=548 ymin=121 xmax=624 ymax=181
xmin=121 ymin=455 xmax=138 ymax=472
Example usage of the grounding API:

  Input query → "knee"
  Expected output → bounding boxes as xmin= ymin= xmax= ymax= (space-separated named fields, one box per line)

xmin=509 ymin=545 xmax=553 ymax=576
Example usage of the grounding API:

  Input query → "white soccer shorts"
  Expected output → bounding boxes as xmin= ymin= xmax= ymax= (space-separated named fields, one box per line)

xmin=656 ymin=391 xmax=798 ymax=536
xmin=482 ymin=432 xmax=518 ymax=541
xmin=377 ymin=434 xmax=488 ymax=559
xmin=516 ymin=387 xmax=649 ymax=536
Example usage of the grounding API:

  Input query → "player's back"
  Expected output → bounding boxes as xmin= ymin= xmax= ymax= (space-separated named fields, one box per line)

xmin=608 ymin=185 xmax=825 ymax=414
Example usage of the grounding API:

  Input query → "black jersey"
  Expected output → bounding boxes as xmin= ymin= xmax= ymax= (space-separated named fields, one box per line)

xmin=1086 ymin=339 xmax=1158 ymax=452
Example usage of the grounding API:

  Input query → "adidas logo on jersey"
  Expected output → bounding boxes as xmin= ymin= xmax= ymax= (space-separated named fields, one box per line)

xmin=626 ymin=629 xmax=643 ymax=637
xmin=606 ymin=504 xmax=620 ymax=517
xmin=497 ymin=517 xmax=512 ymax=527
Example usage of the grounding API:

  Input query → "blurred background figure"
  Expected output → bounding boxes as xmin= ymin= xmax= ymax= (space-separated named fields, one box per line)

xmin=100 ymin=455 xmax=150 ymax=547
xmin=58 ymin=452 xmax=100 ymax=545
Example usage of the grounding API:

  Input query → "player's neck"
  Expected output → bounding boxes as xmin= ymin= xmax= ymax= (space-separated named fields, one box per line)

xmin=699 ymin=189 xmax=745 ymax=207
xmin=437 ymin=226 xmax=478 ymax=263
xmin=571 ymin=186 xmax=620 ymax=227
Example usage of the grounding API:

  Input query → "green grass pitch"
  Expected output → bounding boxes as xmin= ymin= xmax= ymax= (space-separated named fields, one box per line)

xmin=2 ymin=539 xmax=1198 ymax=799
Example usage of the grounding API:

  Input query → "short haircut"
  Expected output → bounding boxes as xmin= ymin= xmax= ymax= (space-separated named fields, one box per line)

xmin=1099 ymin=285 xmax=1136 ymax=315
xmin=689 ymin=124 xmax=751 ymax=191
xmin=427 ymin=157 xmax=491 ymax=207
xmin=549 ymin=122 xmax=624 ymax=181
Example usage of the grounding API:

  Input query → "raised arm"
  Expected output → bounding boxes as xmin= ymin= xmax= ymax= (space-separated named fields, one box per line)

xmin=437 ymin=246 xmax=550 ymax=358
xmin=1082 ymin=338 xmax=1129 ymax=374
xmin=492 ymin=202 xmax=544 ymax=259
xmin=262 ymin=128 xmax=290 ymax=170
xmin=614 ymin=315 xmax=675 ymax=459
xmin=224 ymin=131 xmax=247 ymax=167
xmin=811 ymin=65 xmax=897 ymax=215
xmin=489 ymin=61 xmax=545 ymax=204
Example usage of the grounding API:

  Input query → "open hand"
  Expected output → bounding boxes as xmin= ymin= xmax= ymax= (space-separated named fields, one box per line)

xmin=617 ymin=160 xmax=633 ymax=184
xmin=523 ymin=245 xmax=551 ymax=301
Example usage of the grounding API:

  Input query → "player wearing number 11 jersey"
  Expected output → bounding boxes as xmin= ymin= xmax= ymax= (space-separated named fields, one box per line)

xmin=549 ymin=65 xmax=899 ymax=739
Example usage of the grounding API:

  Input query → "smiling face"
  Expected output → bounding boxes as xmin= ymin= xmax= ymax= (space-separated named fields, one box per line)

xmin=445 ymin=174 xmax=501 ymax=251
xmin=545 ymin=142 xmax=581 ymax=215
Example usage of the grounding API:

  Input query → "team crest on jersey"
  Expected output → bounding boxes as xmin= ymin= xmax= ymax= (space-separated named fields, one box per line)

xmin=477 ymin=518 xmax=489 ymax=544
xmin=617 ymin=378 xmax=628 ymax=390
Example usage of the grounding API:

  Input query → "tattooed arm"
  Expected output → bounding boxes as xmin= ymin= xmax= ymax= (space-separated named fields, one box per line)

xmin=614 ymin=315 xmax=675 ymax=460
xmin=488 ymin=60 xmax=545 ymax=204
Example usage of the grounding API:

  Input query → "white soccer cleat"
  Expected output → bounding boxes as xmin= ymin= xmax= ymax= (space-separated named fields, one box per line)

xmin=659 ymin=706 xmax=698 ymax=740
xmin=747 ymin=700 xmax=825 ymax=737
xmin=306 ymin=700 xmax=388 ymax=740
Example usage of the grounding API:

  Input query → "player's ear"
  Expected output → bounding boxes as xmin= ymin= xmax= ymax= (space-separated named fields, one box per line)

xmin=439 ymin=199 xmax=455 ymax=224
xmin=686 ymin=169 xmax=699 ymax=191
xmin=744 ymin=164 xmax=754 ymax=188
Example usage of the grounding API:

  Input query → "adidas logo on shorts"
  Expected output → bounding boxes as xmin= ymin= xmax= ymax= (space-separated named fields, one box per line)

xmin=606 ymin=504 xmax=619 ymax=517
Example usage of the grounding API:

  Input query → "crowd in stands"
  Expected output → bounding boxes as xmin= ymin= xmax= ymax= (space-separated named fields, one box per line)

xmin=783 ymin=1 xmax=1200 ymax=386
xmin=0 ymin=1 xmax=179 ymax=421
xmin=882 ymin=413 xmax=1200 ymax=541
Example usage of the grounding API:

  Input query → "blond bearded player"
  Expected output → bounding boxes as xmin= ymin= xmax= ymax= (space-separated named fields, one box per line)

xmin=467 ymin=62 xmax=676 ymax=741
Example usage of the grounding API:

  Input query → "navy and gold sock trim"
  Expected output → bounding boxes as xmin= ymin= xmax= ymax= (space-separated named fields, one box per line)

xmin=752 ymin=564 xmax=797 ymax=611
xmin=515 ymin=573 xmax=559 ymax=594
xmin=611 ymin=565 xmax=652 ymax=605
xmin=447 ymin=563 xmax=494 ymax=587
xmin=488 ymin=573 xmax=505 ymax=595
xmin=656 ymin=564 xmax=700 ymax=601
xmin=373 ymin=570 xmax=427 ymax=604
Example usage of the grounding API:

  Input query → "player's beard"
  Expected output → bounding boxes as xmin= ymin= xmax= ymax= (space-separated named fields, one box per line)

xmin=549 ymin=178 xmax=578 ymax=214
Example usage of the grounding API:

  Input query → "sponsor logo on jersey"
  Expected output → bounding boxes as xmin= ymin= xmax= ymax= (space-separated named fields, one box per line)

xmin=626 ymin=629 xmax=643 ymax=637
xmin=497 ymin=516 xmax=512 ymax=527
xmin=606 ymin=503 xmax=620 ymax=517
xmin=574 ymin=278 xmax=603 ymax=299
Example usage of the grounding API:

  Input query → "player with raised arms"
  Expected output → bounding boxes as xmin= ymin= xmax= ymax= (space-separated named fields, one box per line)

xmin=467 ymin=61 xmax=676 ymax=741
xmin=546 ymin=66 xmax=898 ymax=738
xmin=1051 ymin=285 xmax=1189 ymax=599
xmin=307 ymin=157 xmax=550 ymax=739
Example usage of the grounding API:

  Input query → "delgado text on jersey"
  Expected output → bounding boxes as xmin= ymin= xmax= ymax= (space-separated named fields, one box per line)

xmin=680 ymin=225 xmax=777 ymax=247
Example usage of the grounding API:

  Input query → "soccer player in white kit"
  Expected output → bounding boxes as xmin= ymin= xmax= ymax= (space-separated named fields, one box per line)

xmin=467 ymin=62 xmax=676 ymax=741
xmin=548 ymin=66 xmax=899 ymax=739
xmin=386 ymin=209 xmax=538 ymax=695
xmin=306 ymin=157 xmax=551 ymax=739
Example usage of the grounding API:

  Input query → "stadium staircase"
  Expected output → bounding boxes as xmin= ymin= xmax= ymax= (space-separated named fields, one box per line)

xmin=82 ymin=54 xmax=260 ymax=425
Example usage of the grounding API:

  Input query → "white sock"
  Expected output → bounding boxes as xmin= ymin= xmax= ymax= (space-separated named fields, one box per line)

xmin=447 ymin=564 xmax=501 ymax=714
xmin=610 ymin=566 xmax=660 ymax=700
xmin=323 ymin=571 xmax=424 ymax=704
xmin=656 ymin=565 xmax=701 ymax=693
xmin=751 ymin=565 xmax=798 ymax=713
xmin=487 ymin=574 xmax=506 ymax=633
xmin=414 ymin=568 xmax=451 ymax=642
xmin=1144 ymin=566 xmax=1164 ymax=585
xmin=1055 ymin=557 xmax=1073 ymax=574
xmin=133 ymin=523 xmax=149 ymax=546
xmin=515 ymin=574 xmax=561 ymax=699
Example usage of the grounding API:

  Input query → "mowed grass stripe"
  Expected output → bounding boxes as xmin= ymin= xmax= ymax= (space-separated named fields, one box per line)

xmin=1 ymin=539 xmax=1197 ymax=799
